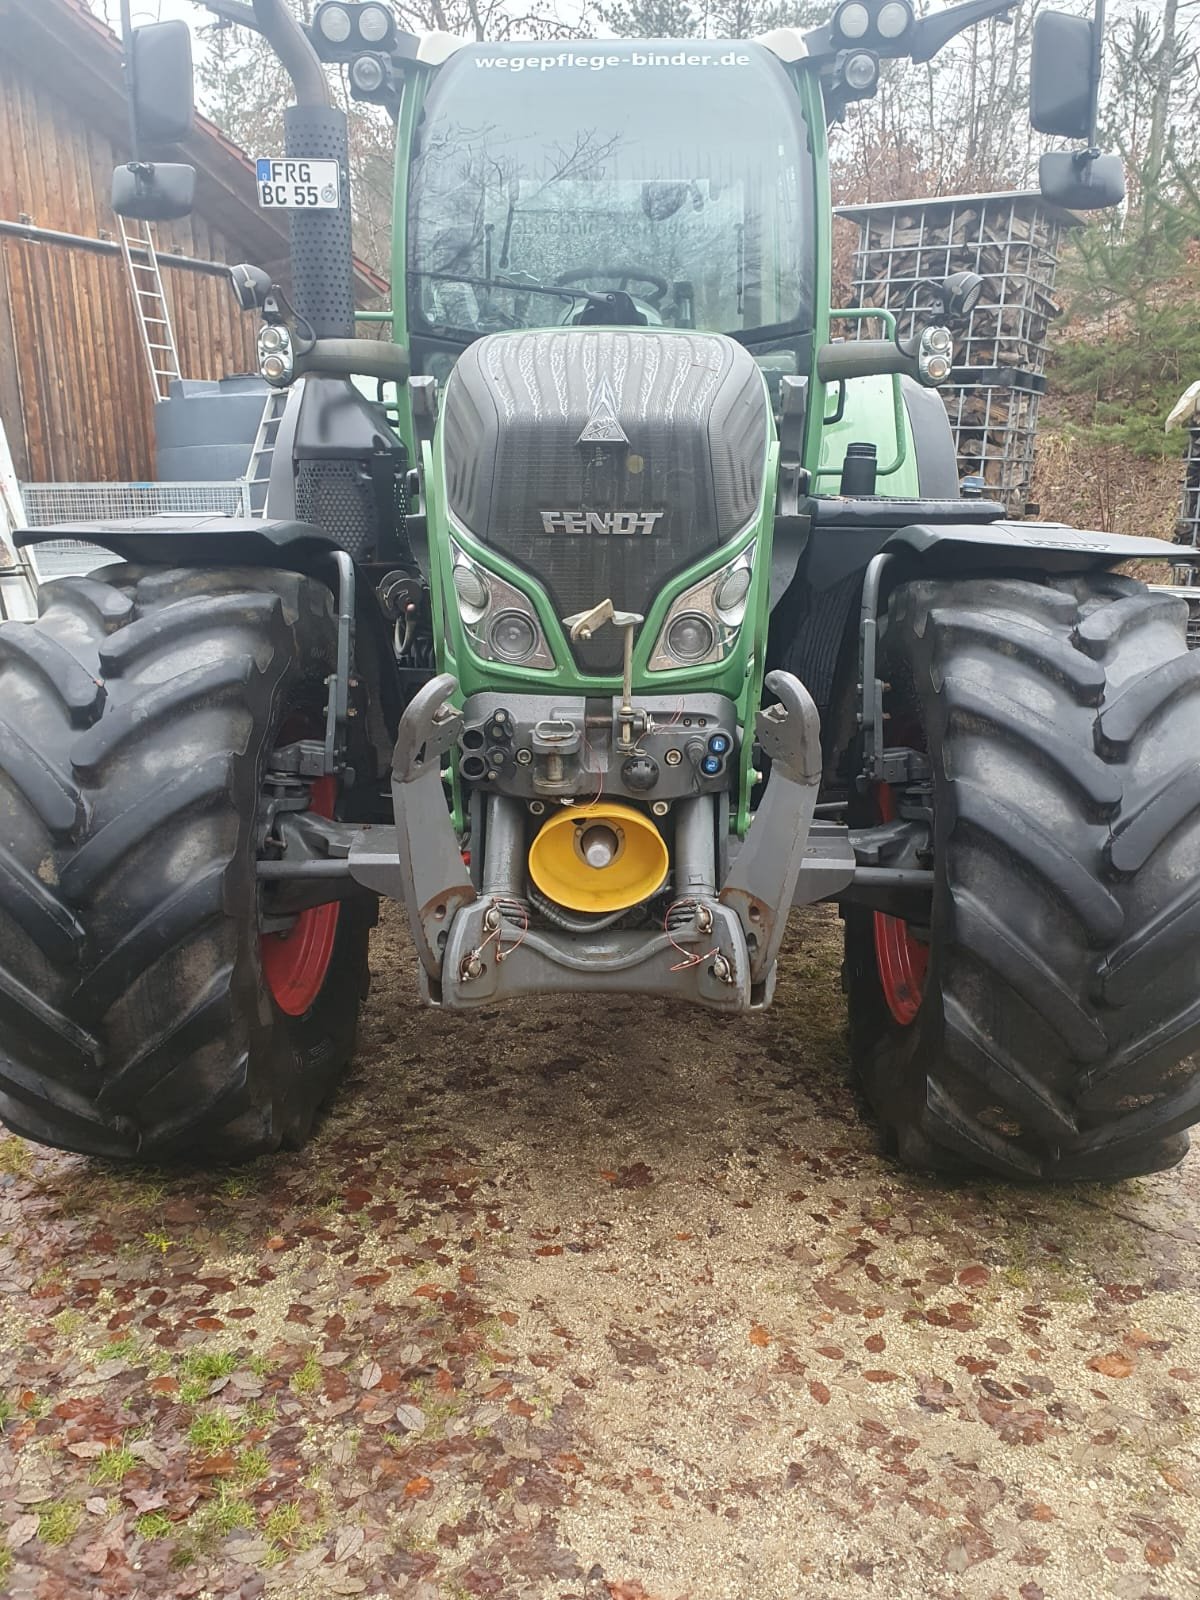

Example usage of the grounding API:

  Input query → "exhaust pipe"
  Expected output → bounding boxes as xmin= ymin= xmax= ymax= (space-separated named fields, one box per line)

xmin=251 ymin=0 xmax=355 ymax=340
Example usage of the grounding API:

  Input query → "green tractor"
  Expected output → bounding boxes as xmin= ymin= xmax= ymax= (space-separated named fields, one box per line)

xmin=3 ymin=0 xmax=1198 ymax=1179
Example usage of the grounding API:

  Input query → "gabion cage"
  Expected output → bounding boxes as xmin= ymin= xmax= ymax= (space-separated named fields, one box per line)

xmin=835 ymin=191 xmax=1080 ymax=513
xmin=1175 ymin=420 xmax=1200 ymax=589
xmin=18 ymin=481 xmax=252 ymax=582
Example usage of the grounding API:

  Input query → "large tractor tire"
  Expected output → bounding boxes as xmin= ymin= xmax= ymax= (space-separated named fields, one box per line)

xmin=845 ymin=572 xmax=1200 ymax=1181
xmin=0 ymin=565 xmax=376 ymax=1163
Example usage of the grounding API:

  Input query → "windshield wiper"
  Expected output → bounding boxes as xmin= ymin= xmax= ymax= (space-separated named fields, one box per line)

xmin=413 ymin=272 xmax=647 ymax=326
xmin=414 ymin=270 xmax=607 ymax=307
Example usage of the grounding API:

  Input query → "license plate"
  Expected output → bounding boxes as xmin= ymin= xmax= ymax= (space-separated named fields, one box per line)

xmin=255 ymin=159 xmax=341 ymax=210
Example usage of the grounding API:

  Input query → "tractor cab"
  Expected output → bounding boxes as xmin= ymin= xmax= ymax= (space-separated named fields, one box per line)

xmin=405 ymin=41 xmax=815 ymax=387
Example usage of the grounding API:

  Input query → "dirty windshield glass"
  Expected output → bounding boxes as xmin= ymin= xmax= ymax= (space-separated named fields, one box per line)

xmin=408 ymin=44 xmax=814 ymax=341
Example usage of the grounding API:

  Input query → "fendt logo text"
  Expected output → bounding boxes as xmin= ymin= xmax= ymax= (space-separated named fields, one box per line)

xmin=541 ymin=511 xmax=664 ymax=536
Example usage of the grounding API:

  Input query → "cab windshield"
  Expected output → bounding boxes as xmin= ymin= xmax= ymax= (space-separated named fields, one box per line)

xmin=407 ymin=43 xmax=814 ymax=345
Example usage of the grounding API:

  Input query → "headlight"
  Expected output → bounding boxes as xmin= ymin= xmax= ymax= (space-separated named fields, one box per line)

xmin=876 ymin=1 xmax=912 ymax=39
xmin=315 ymin=3 xmax=352 ymax=43
xmin=648 ymin=543 xmax=756 ymax=673
xmin=357 ymin=3 xmax=393 ymax=42
xmin=489 ymin=610 xmax=538 ymax=663
xmin=834 ymin=1 xmax=871 ymax=39
xmin=452 ymin=559 xmax=489 ymax=620
xmin=350 ymin=54 xmax=386 ymax=94
xmin=713 ymin=564 xmax=752 ymax=622
xmin=664 ymin=613 xmax=717 ymax=666
xmin=448 ymin=541 xmax=555 ymax=671
xmin=842 ymin=50 xmax=879 ymax=92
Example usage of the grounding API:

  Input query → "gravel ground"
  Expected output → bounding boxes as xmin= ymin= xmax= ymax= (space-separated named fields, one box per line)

xmin=0 ymin=906 xmax=1197 ymax=1600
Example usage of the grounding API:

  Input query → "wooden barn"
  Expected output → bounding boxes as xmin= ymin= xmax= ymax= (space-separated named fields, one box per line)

xmin=0 ymin=0 xmax=388 ymax=486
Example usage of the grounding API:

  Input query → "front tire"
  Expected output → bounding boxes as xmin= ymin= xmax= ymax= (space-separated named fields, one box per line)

xmin=846 ymin=572 xmax=1200 ymax=1181
xmin=0 ymin=565 xmax=375 ymax=1163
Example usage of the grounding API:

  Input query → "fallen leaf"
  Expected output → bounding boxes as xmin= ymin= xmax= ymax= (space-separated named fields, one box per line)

xmin=126 ymin=1488 xmax=168 ymax=1514
xmin=334 ymin=1525 xmax=365 ymax=1563
xmin=6 ymin=1515 xmax=38 ymax=1550
xmin=404 ymin=1475 xmax=433 ymax=1498
xmin=82 ymin=1537 xmax=113 ymax=1575
xmin=958 ymin=1265 xmax=990 ymax=1288
xmin=1145 ymin=1537 xmax=1174 ymax=1567
xmin=149 ymin=1376 xmax=178 ymax=1395
xmin=360 ymin=1361 xmax=382 ymax=1390
xmin=863 ymin=1370 xmax=900 ymax=1383
xmin=67 ymin=1440 xmax=108 ymax=1459
xmin=749 ymin=1324 xmax=771 ymax=1348
xmin=394 ymin=1404 xmax=425 ymax=1433
xmin=86 ymin=1497 xmax=107 ymax=1516
xmin=129 ymin=1440 xmax=167 ymax=1468
xmin=265 ymin=1236 xmax=287 ymax=1250
xmin=808 ymin=1380 xmax=831 ymax=1405
xmin=1089 ymin=1352 xmax=1135 ymax=1379
xmin=613 ymin=1162 xmax=654 ymax=1188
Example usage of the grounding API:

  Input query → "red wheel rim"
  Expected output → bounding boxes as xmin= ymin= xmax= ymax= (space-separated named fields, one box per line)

xmin=261 ymin=776 xmax=340 ymax=1017
xmin=872 ymin=783 xmax=927 ymax=1027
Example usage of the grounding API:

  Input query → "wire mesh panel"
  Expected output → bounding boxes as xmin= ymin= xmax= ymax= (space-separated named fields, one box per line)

xmin=18 ymin=481 xmax=252 ymax=582
xmin=835 ymin=191 xmax=1079 ymax=513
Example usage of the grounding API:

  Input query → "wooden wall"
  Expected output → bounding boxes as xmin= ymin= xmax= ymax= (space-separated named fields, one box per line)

xmin=0 ymin=51 xmax=259 ymax=485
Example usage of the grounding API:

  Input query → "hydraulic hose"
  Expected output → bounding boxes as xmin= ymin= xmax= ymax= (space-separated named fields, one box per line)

xmin=527 ymin=887 xmax=638 ymax=935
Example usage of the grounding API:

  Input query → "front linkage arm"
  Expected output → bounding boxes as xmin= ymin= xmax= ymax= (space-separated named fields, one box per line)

xmin=720 ymin=670 xmax=822 ymax=986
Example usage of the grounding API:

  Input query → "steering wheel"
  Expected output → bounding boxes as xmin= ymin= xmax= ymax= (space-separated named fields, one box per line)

xmin=555 ymin=265 xmax=671 ymax=307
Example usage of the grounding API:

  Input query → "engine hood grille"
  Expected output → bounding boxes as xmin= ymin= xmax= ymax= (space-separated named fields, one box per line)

xmin=441 ymin=328 xmax=768 ymax=674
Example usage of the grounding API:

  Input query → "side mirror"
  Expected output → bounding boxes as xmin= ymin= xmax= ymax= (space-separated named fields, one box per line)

xmin=1039 ymin=150 xmax=1125 ymax=212
xmin=1030 ymin=12 xmax=1096 ymax=139
xmin=129 ymin=22 xmax=196 ymax=147
xmin=112 ymin=162 xmax=197 ymax=223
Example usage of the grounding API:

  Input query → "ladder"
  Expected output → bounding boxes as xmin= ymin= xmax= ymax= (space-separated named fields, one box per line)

xmin=0 ymin=410 xmax=36 ymax=621
xmin=246 ymin=389 xmax=290 ymax=516
xmin=118 ymin=217 xmax=182 ymax=401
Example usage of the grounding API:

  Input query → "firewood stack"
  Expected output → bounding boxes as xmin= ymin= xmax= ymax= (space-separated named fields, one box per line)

xmin=834 ymin=192 xmax=1079 ymax=515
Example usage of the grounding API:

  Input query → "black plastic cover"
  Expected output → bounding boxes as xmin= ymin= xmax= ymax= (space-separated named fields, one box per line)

xmin=16 ymin=517 xmax=341 ymax=573
xmin=441 ymin=328 xmax=769 ymax=674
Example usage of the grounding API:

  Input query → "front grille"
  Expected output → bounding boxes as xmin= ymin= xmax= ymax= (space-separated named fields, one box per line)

xmin=442 ymin=328 xmax=768 ymax=675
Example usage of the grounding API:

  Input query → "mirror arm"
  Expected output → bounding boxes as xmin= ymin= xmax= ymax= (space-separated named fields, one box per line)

xmin=910 ymin=0 xmax=1018 ymax=64
xmin=118 ymin=0 xmax=141 ymax=161
xmin=1089 ymin=0 xmax=1106 ymax=145
xmin=199 ymin=0 xmax=260 ymax=26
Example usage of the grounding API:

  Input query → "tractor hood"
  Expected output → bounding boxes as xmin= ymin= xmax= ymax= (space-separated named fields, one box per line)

xmin=439 ymin=328 xmax=770 ymax=675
